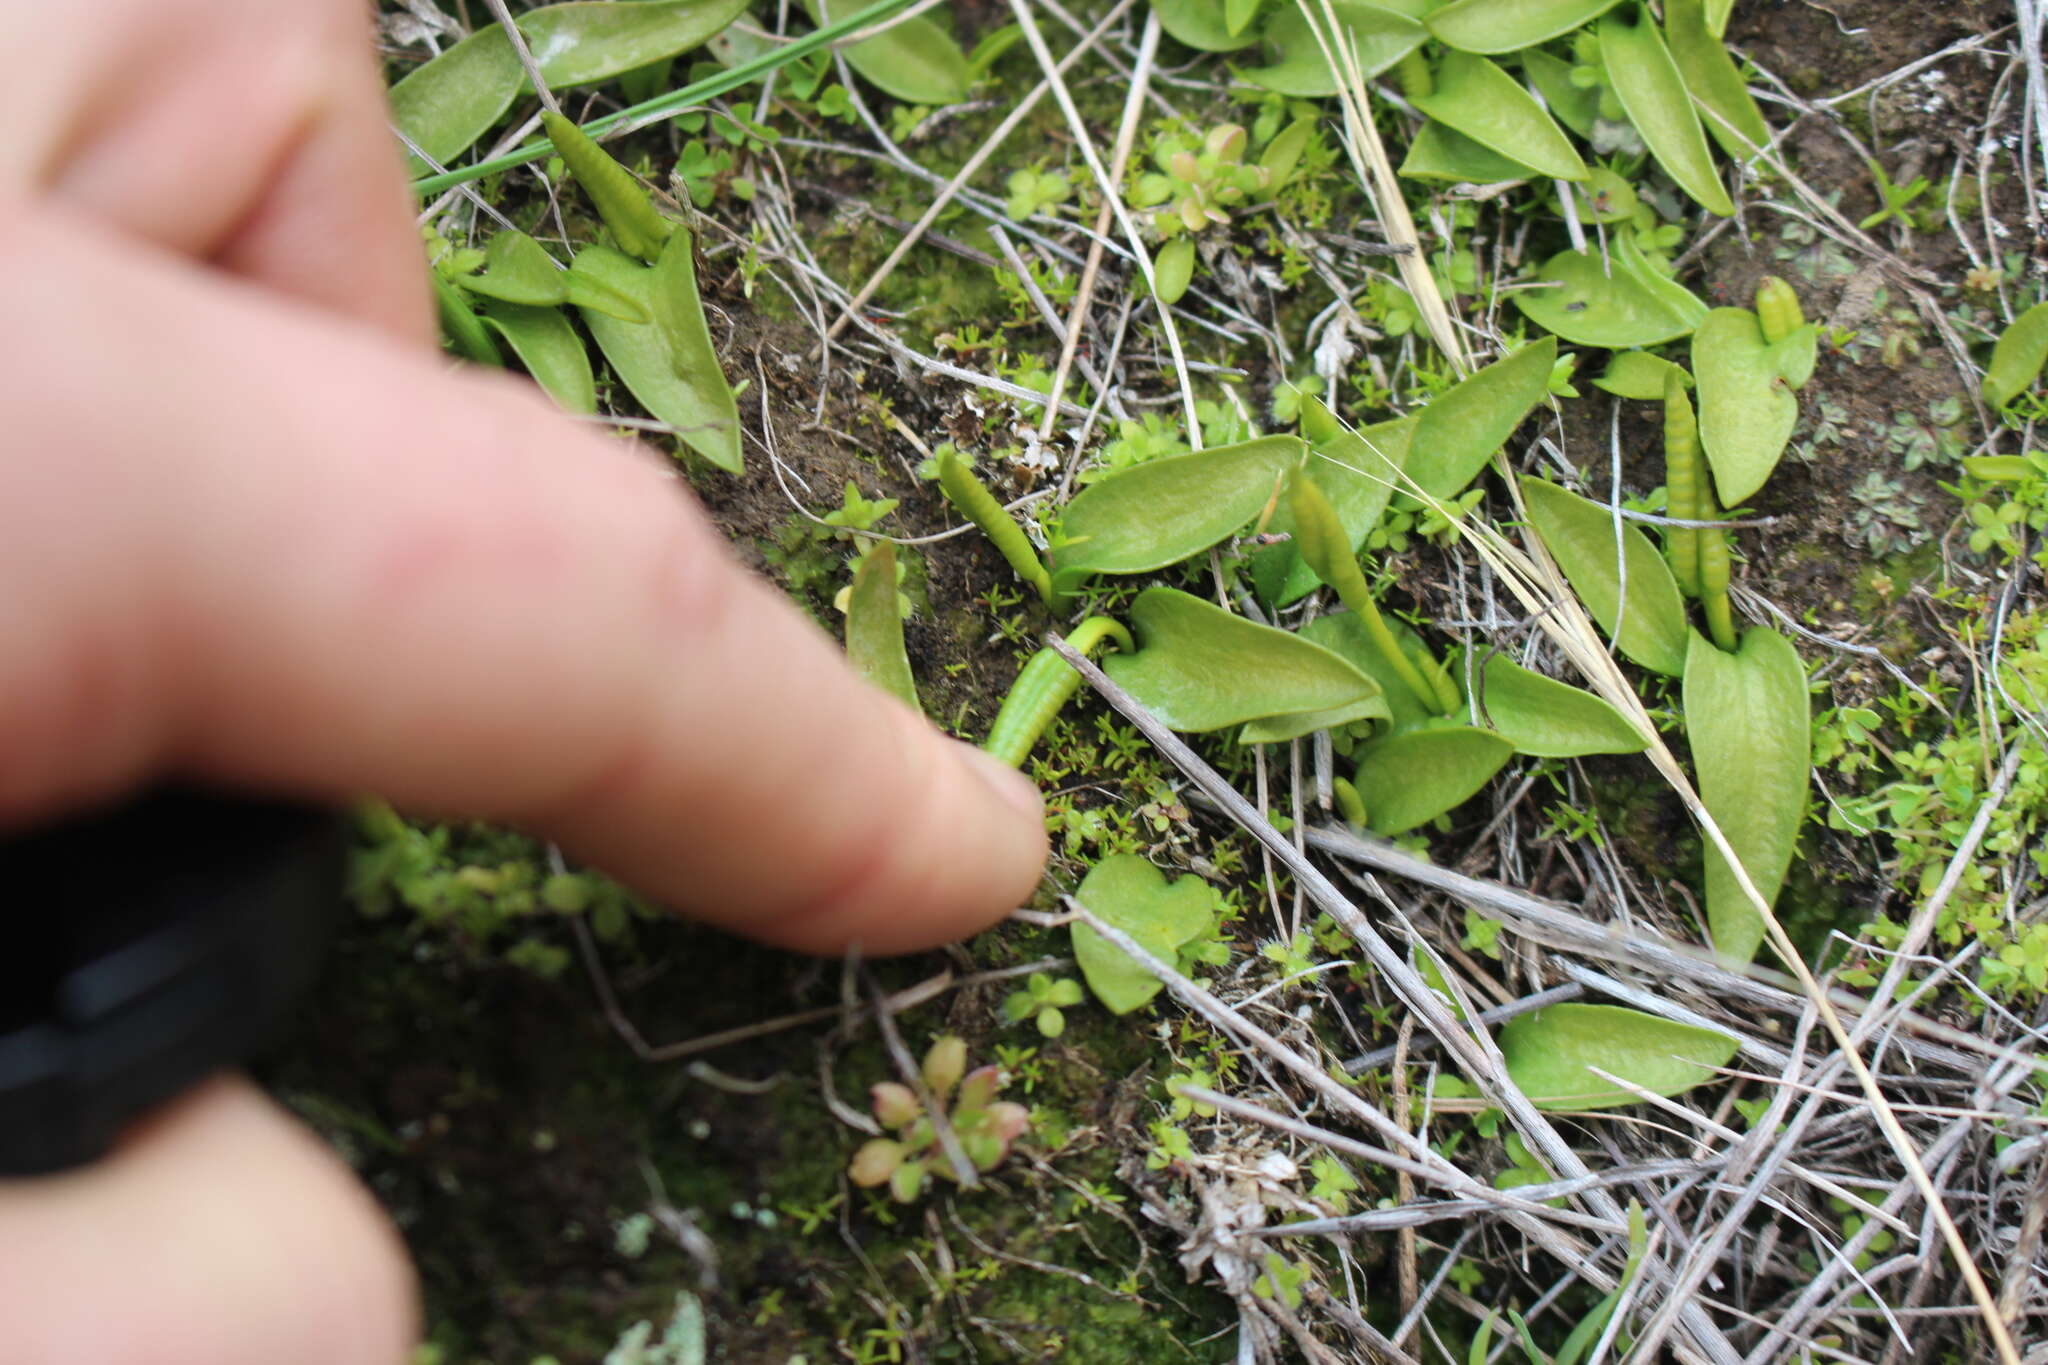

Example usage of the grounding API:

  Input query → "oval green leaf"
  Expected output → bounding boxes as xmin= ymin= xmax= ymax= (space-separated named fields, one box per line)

xmin=1407 ymin=337 xmax=1557 ymax=501
xmin=1154 ymin=236 xmax=1196 ymax=306
xmin=1051 ymin=436 xmax=1305 ymax=585
xmin=1071 ymin=854 xmax=1219 ymax=1014
xmin=1254 ymin=407 xmax=1415 ymax=606
xmin=434 ymin=272 xmax=503 ymax=366
xmin=1513 ymin=238 xmax=1709 ymax=349
xmin=813 ymin=0 xmax=971 ymax=104
xmin=1412 ymin=51 xmax=1588 ymax=181
xmin=1399 ymin=120 xmax=1542 ymax=183
xmin=1598 ymin=5 xmax=1733 ymax=216
xmin=1983 ymin=299 xmax=2048 ymax=408
xmin=1691 ymin=306 xmax=1796 ymax=506
xmin=1520 ymin=477 xmax=1690 ymax=676
xmin=1240 ymin=1 xmax=1427 ymax=96
xmin=390 ymin=0 xmax=751 ymax=172
xmin=1501 ymin=1003 xmax=1737 ymax=1111
xmin=1102 ymin=588 xmax=1385 ymax=733
xmin=846 ymin=544 xmax=918 ymax=710
xmin=574 ymin=237 xmax=743 ymax=472
xmin=1426 ymin=0 xmax=1622 ymax=54
xmin=1663 ymin=0 xmax=1768 ymax=159
xmin=1352 ymin=726 xmax=1513 ymax=834
xmin=1461 ymin=651 xmax=1647 ymax=756
xmin=478 ymin=298 xmax=598 ymax=413
xmin=522 ymin=0 xmax=751 ymax=87
xmin=1593 ymin=350 xmax=1690 ymax=401
xmin=1684 ymin=627 xmax=1809 ymax=965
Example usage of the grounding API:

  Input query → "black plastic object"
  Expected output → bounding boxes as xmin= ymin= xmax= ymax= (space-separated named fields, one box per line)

xmin=0 ymin=788 xmax=345 ymax=1176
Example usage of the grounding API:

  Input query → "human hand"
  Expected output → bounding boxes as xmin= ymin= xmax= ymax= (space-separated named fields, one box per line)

xmin=0 ymin=2 xmax=1048 ymax=1359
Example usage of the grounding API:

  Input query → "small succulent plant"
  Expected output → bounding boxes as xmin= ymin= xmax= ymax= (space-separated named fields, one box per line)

xmin=1001 ymin=971 xmax=1085 ymax=1038
xmin=1132 ymin=123 xmax=1269 ymax=237
xmin=848 ymin=1037 xmax=1030 ymax=1202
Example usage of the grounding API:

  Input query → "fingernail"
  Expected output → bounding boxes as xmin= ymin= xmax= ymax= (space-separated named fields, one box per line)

xmin=958 ymin=742 xmax=1045 ymax=821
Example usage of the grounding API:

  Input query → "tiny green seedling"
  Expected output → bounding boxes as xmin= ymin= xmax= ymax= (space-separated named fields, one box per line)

xmin=848 ymin=1038 xmax=1030 ymax=1203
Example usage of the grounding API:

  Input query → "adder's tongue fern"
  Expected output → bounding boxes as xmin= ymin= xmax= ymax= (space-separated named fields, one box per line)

xmin=935 ymin=448 xmax=1056 ymax=609
xmin=981 ymin=618 xmax=1134 ymax=769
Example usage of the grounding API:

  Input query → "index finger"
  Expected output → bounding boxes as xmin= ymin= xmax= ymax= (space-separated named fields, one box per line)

xmin=0 ymin=208 xmax=1047 ymax=955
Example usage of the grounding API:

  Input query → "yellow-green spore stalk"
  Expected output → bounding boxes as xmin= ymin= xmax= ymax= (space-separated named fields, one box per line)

xmin=936 ymin=447 xmax=1055 ymax=608
xmin=541 ymin=110 xmax=674 ymax=264
xmin=1662 ymin=368 xmax=1702 ymax=598
xmin=982 ymin=617 xmax=1134 ymax=768
xmin=1289 ymin=468 xmax=1457 ymax=714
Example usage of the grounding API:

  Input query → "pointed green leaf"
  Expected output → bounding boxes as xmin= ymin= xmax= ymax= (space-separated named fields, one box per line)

xmin=1520 ymin=478 xmax=1690 ymax=676
xmin=1513 ymin=237 xmax=1709 ymax=348
xmin=1255 ymin=408 xmax=1415 ymax=607
xmin=1523 ymin=49 xmax=1601 ymax=139
xmin=563 ymin=259 xmax=652 ymax=322
xmin=1352 ymin=726 xmax=1512 ymax=834
xmin=1399 ymin=120 xmax=1542 ymax=183
xmin=1407 ymin=338 xmax=1556 ymax=501
xmin=574 ymin=237 xmax=743 ymax=471
xmin=1239 ymin=1 xmax=1427 ymax=96
xmin=1598 ymin=5 xmax=1733 ymax=216
xmin=1051 ymin=436 xmax=1305 ymax=585
xmin=1412 ymin=51 xmax=1588 ymax=181
xmin=1703 ymin=0 xmax=1733 ymax=36
xmin=478 ymin=298 xmax=597 ymax=413
xmin=1684 ymin=627 xmax=1809 ymax=964
xmin=1072 ymin=854 xmax=1219 ymax=1013
xmin=846 ymin=544 xmax=918 ymax=710
xmin=1593 ymin=350 xmax=1691 ymax=401
xmin=1426 ymin=0 xmax=1622 ymax=54
xmin=1501 ymin=1003 xmax=1737 ymax=1111
xmin=1103 ymin=588 xmax=1385 ymax=733
xmin=1691 ymin=307 xmax=1796 ymax=506
xmin=463 ymin=230 xmax=572 ymax=306
xmin=1664 ymin=0 xmax=1769 ymax=159
xmin=1226 ymin=0 xmax=1264 ymax=35
xmin=812 ymin=0 xmax=971 ymax=104
xmin=1983 ymin=300 xmax=2048 ymax=408
xmin=434 ymin=272 xmax=503 ymax=366
xmin=1461 ymin=651 xmax=1647 ymax=756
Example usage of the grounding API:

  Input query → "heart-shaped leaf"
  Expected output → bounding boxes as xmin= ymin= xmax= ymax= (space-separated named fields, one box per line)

xmin=1103 ymin=588 xmax=1386 ymax=733
xmin=1684 ymin=627 xmax=1809 ymax=964
xmin=1351 ymin=725 xmax=1513 ymax=833
xmin=1502 ymin=1003 xmax=1737 ymax=1111
xmin=1520 ymin=478 xmax=1690 ymax=676
xmin=1052 ymin=436 xmax=1305 ymax=587
xmin=1072 ymin=855 xmax=1218 ymax=1013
